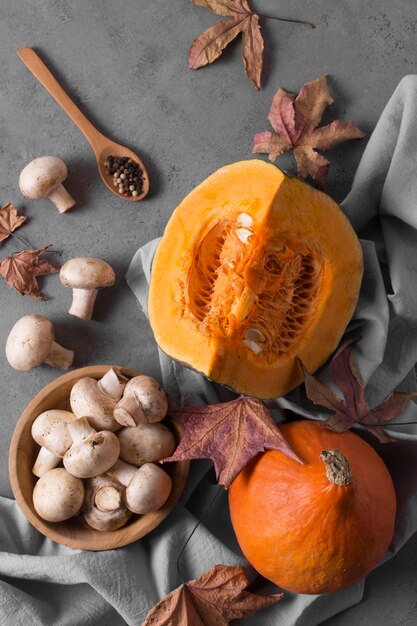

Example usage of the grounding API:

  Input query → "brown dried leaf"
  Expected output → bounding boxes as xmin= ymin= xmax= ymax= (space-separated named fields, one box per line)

xmin=163 ymin=396 xmax=301 ymax=488
xmin=0 ymin=246 xmax=59 ymax=300
xmin=189 ymin=0 xmax=264 ymax=89
xmin=0 ymin=203 xmax=27 ymax=243
xmin=191 ymin=0 xmax=250 ymax=17
xmin=142 ymin=563 xmax=282 ymax=626
xmin=253 ymin=75 xmax=365 ymax=186
xmin=241 ymin=13 xmax=263 ymax=90
xmin=189 ymin=15 xmax=247 ymax=69
xmin=300 ymin=342 xmax=417 ymax=443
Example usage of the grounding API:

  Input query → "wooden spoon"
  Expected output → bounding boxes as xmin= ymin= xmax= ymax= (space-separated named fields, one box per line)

xmin=17 ymin=47 xmax=149 ymax=202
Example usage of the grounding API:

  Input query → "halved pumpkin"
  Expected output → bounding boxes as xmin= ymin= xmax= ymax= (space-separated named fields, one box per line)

xmin=148 ymin=160 xmax=363 ymax=399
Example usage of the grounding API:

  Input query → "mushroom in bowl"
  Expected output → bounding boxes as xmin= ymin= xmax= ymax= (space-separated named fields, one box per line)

xmin=8 ymin=365 xmax=189 ymax=551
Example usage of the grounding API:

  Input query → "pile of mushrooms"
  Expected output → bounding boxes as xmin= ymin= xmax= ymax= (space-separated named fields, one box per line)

xmin=31 ymin=368 xmax=177 ymax=531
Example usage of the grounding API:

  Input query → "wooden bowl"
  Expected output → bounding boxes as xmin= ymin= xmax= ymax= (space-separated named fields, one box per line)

xmin=9 ymin=365 xmax=189 ymax=551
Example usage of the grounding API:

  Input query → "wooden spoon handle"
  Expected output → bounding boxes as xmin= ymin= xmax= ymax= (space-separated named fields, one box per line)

xmin=17 ymin=47 xmax=104 ymax=150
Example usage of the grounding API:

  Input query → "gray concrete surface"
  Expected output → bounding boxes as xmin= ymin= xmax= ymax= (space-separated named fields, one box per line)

xmin=0 ymin=0 xmax=416 ymax=623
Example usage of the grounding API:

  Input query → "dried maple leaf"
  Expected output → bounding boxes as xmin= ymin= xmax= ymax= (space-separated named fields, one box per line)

xmin=163 ymin=396 xmax=301 ymax=488
xmin=189 ymin=0 xmax=264 ymax=89
xmin=0 ymin=203 xmax=27 ymax=244
xmin=0 ymin=246 xmax=59 ymax=300
xmin=253 ymin=75 xmax=365 ymax=186
xmin=142 ymin=563 xmax=282 ymax=625
xmin=301 ymin=341 xmax=417 ymax=443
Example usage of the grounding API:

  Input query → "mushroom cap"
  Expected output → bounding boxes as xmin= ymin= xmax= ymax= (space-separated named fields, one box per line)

xmin=19 ymin=156 xmax=68 ymax=199
xmin=6 ymin=315 xmax=54 ymax=371
xmin=31 ymin=409 xmax=77 ymax=456
xmin=70 ymin=377 xmax=120 ymax=431
xmin=125 ymin=463 xmax=172 ymax=514
xmin=63 ymin=430 xmax=120 ymax=478
xmin=60 ymin=257 xmax=115 ymax=290
xmin=122 ymin=375 xmax=168 ymax=423
xmin=118 ymin=422 xmax=176 ymax=466
xmin=32 ymin=468 xmax=84 ymax=522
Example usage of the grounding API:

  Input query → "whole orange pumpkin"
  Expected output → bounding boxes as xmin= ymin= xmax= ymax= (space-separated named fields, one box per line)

xmin=228 ymin=420 xmax=396 ymax=594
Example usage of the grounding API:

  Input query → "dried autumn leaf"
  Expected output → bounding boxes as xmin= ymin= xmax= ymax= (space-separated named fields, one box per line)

xmin=253 ymin=75 xmax=365 ymax=186
xmin=142 ymin=563 xmax=282 ymax=626
xmin=0 ymin=203 xmax=27 ymax=244
xmin=189 ymin=0 xmax=264 ymax=89
xmin=163 ymin=396 xmax=301 ymax=488
xmin=301 ymin=341 xmax=417 ymax=443
xmin=0 ymin=246 xmax=59 ymax=300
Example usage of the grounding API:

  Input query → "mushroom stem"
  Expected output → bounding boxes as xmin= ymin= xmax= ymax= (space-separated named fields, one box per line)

xmin=32 ymin=446 xmax=61 ymax=477
xmin=106 ymin=458 xmax=138 ymax=486
xmin=114 ymin=395 xmax=143 ymax=427
xmin=43 ymin=340 xmax=74 ymax=369
xmin=68 ymin=288 xmax=98 ymax=320
xmin=67 ymin=417 xmax=96 ymax=444
xmin=47 ymin=183 xmax=76 ymax=213
xmin=113 ymin=375 xmax=168 ymax=427
xmin=82 ymin=475 xmax=132 ymax=531
xmin=98 ymin=368 xmax=129 ymax=401
xmin=95 ymin=485 xmax=122 ymax=512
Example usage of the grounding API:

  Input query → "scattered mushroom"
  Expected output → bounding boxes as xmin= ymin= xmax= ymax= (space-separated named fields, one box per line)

xmin=70 ymin=370 xmax=126 ymax=431
xmin=6 ymin=314 xmax=74 ymax=371
xmin=19 ymin=156 xmax=75 ymax=213
xmin=63 ymin=417 xmax=120 ymax=478
xmin=82 ymin=475 xmax=132 ymax=531
xmin=107 ymin=459 xmax=172 ymax=515
xmin=59 ymin=257 xmax=116 ymax=320
xmin=31 ymin=409 xmax=77 ymax=477
xmin=114 ymin=375 xmax=168 ymax=427
xmin=117 ymin=422 xmax=176 ymax=466
xmin=32 ymin=468 xmax=84 ymax=522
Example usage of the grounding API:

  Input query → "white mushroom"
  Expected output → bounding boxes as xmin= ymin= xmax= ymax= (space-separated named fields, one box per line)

xmin=126 ymin=463 xmax=172 ymax=514
xmin=5 ymin=315 xmax=74 ymax=371
xmin=59 ymin=257 xmax=115 ymax=320
xmin=63 ymin=417 xmax=120 ymax=478
xmin=82 ymin=475 xmax=132 ymax=531
xmin=114 ymin=375 xmax=168 ymax=427
xmin=117 ymin=422 xmax=176 ymax=466
xmin=19 ymin=156 xmax=75 ymax=213
xmin=33 ymin=468 xmax=84 ymax=522
xmin=107 ymin=459 xmax=172 ymax=515
xmin=106 ymin=457 xmax=137 ymax=483
xmin=70 ymin=370 xmax=126 ymax=431
xmin=31 ymin=409 xmax=77 ymax=477
xmin=98 ymin=367 xmax=129 ymax=401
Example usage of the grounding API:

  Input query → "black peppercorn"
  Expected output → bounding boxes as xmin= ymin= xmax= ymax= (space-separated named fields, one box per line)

xmin=103 ymin=154 xmax=144 ymax=197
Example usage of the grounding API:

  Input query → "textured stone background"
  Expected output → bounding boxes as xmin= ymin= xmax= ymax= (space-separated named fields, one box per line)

xmin=0 ymin=1 xmax=416 ymax=623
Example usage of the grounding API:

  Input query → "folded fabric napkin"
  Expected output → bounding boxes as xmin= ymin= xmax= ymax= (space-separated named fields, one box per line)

xmin=2 ymin=75 xmax=417 ymax=626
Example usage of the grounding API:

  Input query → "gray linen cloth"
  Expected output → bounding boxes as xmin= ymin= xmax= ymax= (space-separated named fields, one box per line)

xmin=2 ymin=75 xmax=417 ymax=626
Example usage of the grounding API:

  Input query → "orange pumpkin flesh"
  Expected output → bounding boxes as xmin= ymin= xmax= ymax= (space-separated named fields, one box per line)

xmin=148 ymin=160 xmax=363 ymax=399
xmin=228 ymin=420 xmax=396 ymax=594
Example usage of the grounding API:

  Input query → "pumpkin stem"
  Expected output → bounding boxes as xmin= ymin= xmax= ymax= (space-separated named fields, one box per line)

xmin=320 ymin=449 xmax=352 ymax=487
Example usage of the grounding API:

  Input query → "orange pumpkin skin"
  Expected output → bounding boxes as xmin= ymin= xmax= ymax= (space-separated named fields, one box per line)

xmin=148 ymin=160 xmax=363 ymax=399
xmin=228 ymin=420 xmax=396 ymax=594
